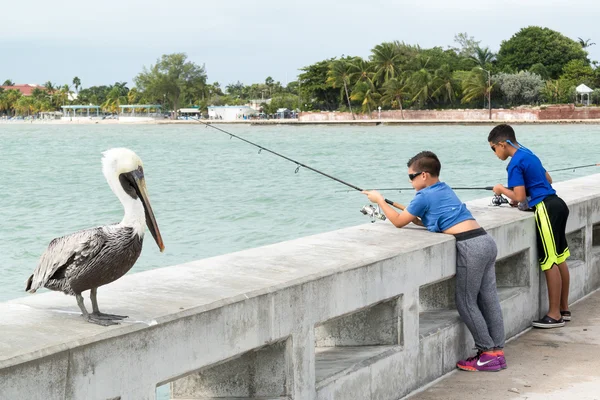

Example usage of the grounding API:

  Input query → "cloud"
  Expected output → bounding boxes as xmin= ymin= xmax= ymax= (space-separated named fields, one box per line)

xmin=0 ymin=0 xmax=598 ymax=86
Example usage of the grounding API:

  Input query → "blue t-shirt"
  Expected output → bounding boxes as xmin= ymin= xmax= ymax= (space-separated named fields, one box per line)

xmin=406 ymin=182 xmax=475 ymax=233
xmin=507 ymin=148 xmax=555 ymax=207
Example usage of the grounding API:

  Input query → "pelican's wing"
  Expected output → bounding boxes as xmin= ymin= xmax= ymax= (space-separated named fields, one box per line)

xmin=26 ymin=227 xmax=106 ymax=293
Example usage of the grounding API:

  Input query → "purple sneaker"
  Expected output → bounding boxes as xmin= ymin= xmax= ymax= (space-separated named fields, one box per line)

xmin=493 ymin=350 xmax=507 ymax=369
xmin=457 ymin=351 xmax=502 ymax=372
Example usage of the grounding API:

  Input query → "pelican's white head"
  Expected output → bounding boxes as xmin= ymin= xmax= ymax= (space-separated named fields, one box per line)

xmin=101 ymin=148 xmax=165 ymax=252
xmin=101 ymin=148 xmax=143 ymax=179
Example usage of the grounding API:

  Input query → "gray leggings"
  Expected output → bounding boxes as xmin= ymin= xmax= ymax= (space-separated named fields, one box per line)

xmin=455 ymin=229 xmax=505 ymax=350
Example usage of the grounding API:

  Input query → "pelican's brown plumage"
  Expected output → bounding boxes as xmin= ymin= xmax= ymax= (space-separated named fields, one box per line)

xmin=25 ymin=148 xmax=165 ymax=326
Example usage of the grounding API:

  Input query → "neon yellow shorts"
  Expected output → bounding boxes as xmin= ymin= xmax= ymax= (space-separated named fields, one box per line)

xmin=534 ymin=195 xmax=570 ymax=271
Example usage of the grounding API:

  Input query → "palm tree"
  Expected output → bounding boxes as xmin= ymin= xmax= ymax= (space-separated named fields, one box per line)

xmin=349 ymin=58 xmax=375 ymax=89
xmin=44 ymin=81 xmax=55 ymax=93
xmin=103 ymin=86 xmax=127 ymax=114
xmin=113 ymin=82 xmax=129 ymax=97
xmin=408 ymin=69 xmax=435 ymax=109
xmin=350 ymin=81 xmax=380 ymax=115
xmin=460 ymin=69 xmax=489 ymax=106
xmin=391 ymin=41 xmax=421 ymax=63
xmin=51 ymin=85 xmax=72 ymax=108
xmin=127 ymin=88 xmax=140 ymax=104
xmin=469 ymin=46 xmax=496 ymax=68
xmin=4 ymin=89 xmax=22 ymax=115
xmin=578 ymin=38 xmax=596 ymax=48
xmin=380 ymin=77 xmax=407 ymax=119
xmin=31 ymin=87 xmax=47 ymax=100
xmin=0 ymin=91 xmax=8 ymax=115
xmin=327 ymin=59 xmax=355 ymax=119
xmin=265 ymin=76 xmax=275 ymax=96
xmin=15 ymin=96 xmax=35 ymax=116
xmin=371 ymin=42 xmax=402 ymax=86
xmin=211 ymin=82 xmax=224 ymax=96
xmin=431 ymin=65 xmax=458 ymax=105
xmin=72 ymin=77 xmax=81 ymax=94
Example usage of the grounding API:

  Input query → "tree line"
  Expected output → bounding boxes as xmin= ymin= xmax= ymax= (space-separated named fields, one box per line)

xmin=1 ymin=26 xmax=599 ymax=117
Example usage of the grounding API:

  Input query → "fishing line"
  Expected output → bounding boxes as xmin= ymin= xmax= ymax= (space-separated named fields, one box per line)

xmin=337 ymin=186 xmax=495 ymax=193
xmin=353 ymin=163 xmax=600 ymax=193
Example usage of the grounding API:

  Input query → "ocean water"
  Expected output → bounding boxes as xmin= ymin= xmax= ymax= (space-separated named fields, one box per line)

xmin=2 ymin=123 xmax=599 ymax=301
xmin=1 ymin=122 xmax=598 ymax=397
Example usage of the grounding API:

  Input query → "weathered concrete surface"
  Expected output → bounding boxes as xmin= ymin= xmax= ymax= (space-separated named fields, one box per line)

xmin=407 ymin=289 xmax=600 ymax=400
xmin=1 ymin=174 xmax=600 ymax=399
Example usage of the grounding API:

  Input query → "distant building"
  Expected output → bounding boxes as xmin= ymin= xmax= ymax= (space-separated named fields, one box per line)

xmin=208 ymin=105 xmax=258 ymax=121
xmin=120 ymin=105 xmax=163 ymax=122
xmin=178 ymin=107 xmax=202 ymax=119
xmin=0 ymin=84 xmax=45 ymax=96
xmin=576 ymin=84 xmax=594 ymax=106
xmin=246 ymin=99 xmax=271 ymax=112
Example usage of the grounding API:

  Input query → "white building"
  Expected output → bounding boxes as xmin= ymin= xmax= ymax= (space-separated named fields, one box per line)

xmin=208 ymin=105 xmax=258 ymax=121
xmin=576 ymin=84 xmax=594 ymax=106
xmin=178 ymin=108 xmax=202 ymax=119
xmin=246 ymin=99 xmax=271 ymax=111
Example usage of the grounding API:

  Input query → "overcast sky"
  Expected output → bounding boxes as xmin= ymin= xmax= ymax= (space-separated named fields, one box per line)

xmin=1 ymin=0 xmax=598 ymax=89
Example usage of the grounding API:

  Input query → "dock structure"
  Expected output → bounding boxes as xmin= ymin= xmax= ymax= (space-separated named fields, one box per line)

xmin=61 ymin=105 xmax=101 ymax=120
xmin=1 ymin=175 xmax=600 ymax=399
xmin=119 ymin=104 xmax=163 ymax=122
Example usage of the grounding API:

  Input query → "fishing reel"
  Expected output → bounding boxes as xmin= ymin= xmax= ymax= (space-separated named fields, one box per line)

xmin=360 ymin=204 xmax=387 ymax=223
xmin=491 ymin=194 xmax=509 ymax=206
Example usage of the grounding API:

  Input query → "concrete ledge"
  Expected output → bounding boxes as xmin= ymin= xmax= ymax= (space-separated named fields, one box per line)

xmin=2 ymin=175 xmax=600 ymax=399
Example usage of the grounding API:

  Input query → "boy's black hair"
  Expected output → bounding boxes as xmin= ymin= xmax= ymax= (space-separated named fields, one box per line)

xmin=407 ymin=151 xmax=441 ymax=177
xmin=488 ymin=124 xmax=517 ymax=144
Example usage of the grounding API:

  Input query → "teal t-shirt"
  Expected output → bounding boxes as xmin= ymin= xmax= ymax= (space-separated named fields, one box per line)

xmin=406 ymin=182 xmax=474 ymax=232
xmin=507 ymin=148 xmax=555 ymax=207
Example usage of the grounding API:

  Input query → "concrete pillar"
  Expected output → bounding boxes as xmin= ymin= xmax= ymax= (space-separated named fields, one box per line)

xmin=290 ymin=328 xmax=315 ymax=399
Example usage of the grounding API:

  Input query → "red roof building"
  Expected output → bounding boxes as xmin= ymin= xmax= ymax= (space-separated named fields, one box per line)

xmin=0 ymin=84 xmax=45 ymax=96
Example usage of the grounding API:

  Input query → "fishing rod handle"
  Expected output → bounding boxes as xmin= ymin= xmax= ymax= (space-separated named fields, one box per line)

xmin=385 ymin=198 xmax=406 ymax=211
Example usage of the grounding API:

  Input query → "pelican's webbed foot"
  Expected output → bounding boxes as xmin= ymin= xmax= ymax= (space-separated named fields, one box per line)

xmin=90 ymin=312 xmax=128 ymax=320
xmin=86 ymin=315 xmax=120 ymax=326
xmin=89 ymin=288 xmax=129 ymax=322
xmin=76 ymin=292 xmax=123 ymax=327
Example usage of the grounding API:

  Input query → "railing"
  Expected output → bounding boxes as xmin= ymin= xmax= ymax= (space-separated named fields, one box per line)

xmin=2 ymin=174 xmax=600 ymax=400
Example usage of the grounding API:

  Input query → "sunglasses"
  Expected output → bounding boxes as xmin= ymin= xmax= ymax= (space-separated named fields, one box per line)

xmin=408 ymin=172 xmax=422 ymax=181
xmin=491 ymin=141 xmax=504 ymax=152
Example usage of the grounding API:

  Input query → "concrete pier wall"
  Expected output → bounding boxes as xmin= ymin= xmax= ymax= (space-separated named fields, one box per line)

xmin=1 ymin=175 xmax=600 ymax=400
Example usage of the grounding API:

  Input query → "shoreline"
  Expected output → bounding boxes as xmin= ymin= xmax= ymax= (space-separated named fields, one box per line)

xmin=2 ymin=118 xmax=600 ymax=126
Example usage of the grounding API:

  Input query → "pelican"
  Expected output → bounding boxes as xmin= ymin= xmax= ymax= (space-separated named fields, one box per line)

xmin=25 ymin=148 xmax=165 ymax=326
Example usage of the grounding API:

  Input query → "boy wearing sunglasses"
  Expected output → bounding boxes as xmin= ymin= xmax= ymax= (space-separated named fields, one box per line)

xmin=489 ymin=124 xmax=570 ymax=329
xmin=363 ymin=151 xmax=506 ymax=372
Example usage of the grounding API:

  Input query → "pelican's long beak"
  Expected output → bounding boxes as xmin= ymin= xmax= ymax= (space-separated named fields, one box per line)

xmin=132 ymin=170 xmax=165 ymax=252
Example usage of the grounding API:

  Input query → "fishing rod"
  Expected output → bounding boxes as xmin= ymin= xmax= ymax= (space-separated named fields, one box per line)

xmin=337 ymin=186 xmax=494 ymax=193
xmin=189 ymin=118 xmax=404 ymax=221
xmin=547 ymin=163 xmax=600 ymax=173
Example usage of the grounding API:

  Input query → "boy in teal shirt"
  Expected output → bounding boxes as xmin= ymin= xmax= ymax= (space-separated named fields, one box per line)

xmin=363 ymin=151 xmax=506 ymax=371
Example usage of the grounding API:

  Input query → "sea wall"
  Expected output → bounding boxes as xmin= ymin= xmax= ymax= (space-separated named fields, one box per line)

xmin=2 ymin=175 xmax=600 ymax=399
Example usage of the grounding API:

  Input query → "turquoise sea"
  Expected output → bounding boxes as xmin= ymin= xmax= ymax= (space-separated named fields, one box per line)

xmin=2 ymin=123 xmax=599 ymax=303
xmin=2 ymin=122 xmax=599 ymax=397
